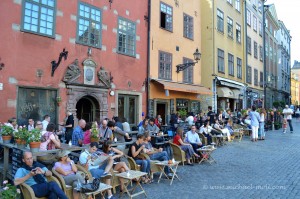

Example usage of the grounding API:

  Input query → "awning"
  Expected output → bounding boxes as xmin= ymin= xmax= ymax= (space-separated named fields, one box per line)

xmin=231 ymin=89 xmax=242 ymax=99
xmin=217 ymin=87 xmax=234 ymax=98
xmin=216 ymin=77 xmax=245 ymax=89
xmin=152 ymin=79 xmax=212 ymax=95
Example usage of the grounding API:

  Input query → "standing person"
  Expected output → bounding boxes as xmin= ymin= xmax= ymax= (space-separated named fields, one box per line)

xmin=185 ymin=113 xmax=194 ymax=126
xmin=14 ymin=152 xmax=68 ymax=199
xmin=28 ymin=118 xmax=35 ymax=131
xmin=83 ymin=122 xmax=92 ymax=145
xmin=248 ymin=106 xmax=260 ymax=142
xmin=72 ymin=119 xmax=86 ymax=146
xmin=282 ymin=118 xmax=288 ymax=133
xmin=154 ymin=115 xmax=162 ymax=129
xmin=207 ymin=106 xmax=215 ymax=126
xmin=283 ymin=105 xmax=294 ymax=133
xmin=107 ymin=121 xmax=131 ymax=151
xmin=42 ymin=115 xmax=50 ymax=131
xmin=113 ymin=116 xmax=123 ymax=131
xmin=64 ymin=111 xmax=74 ymax=144
xmin=259 ymin=108 xmax=266 ymax=140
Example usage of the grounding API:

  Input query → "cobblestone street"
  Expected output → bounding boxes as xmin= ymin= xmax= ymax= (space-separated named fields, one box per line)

xmin=132 ymin=119 xmax=300 ymax=199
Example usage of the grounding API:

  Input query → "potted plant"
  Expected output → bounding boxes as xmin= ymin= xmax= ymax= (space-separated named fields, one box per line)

xmin=90 ymin=122 xmax=99 ymax=143
xmin=14 ymin=126 xmax=28 ymax=149
xmin=274 ymin=121 xmax=281 ymax=130
xmin=56 ymin=96 xmax=62 ymax=106
xmin=241 ymin=109 xmax=248 ymax=116
xmin=28 ymin=128 xmax=42 ymax=152
xmin=0 ymin=180 xmax=21 ymax=199
xmin=0 ymin=125 xmax=14 ymax=144
xmin=177 ymin=109 xmax=187 ymax=121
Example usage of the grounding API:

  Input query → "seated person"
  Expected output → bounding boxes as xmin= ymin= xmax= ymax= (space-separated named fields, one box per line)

xmin=138 ymin=119 xmax=149 ymax=135
xmin=83 ymin=122 xmax=92 ymax=145
xmin=14 ymin=152 xmax=68 ymax=199
xmin=185 ymin=125 xmax=203 ymax=153
xmin=214 ymin=119 xmax=231 ymax=141
xmin=107 ymin=121 xmax=131 ymax=151
xmin=54 ymin=150 xmax=84 ymax=199
xmin=173 ymin=128 xmax=199 ymax=165
xmin=79 ymin=142 xmax=115 ymax=199
xmin=102 ymin=140 xmax=130 ymax=193
xmin=128 ymin=134 xmax=152 ymax=184
xmin=147 ymin=118 xmax=160 ymax=135
xmin=143 ymin=131 xmax=172 ymax=177
xmin=225 ymin=119 xmax=234 ymax=136
xmin=199 ymin=121 xmax=213 ymax=145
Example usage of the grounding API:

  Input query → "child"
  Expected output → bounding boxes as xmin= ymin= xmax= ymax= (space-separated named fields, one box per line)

xmin=282 ymin=118 xmax=287 ymax=133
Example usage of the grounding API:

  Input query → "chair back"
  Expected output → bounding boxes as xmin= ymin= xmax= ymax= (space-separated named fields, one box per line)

xmin=51 ymin=168 xmax=67 ymax=192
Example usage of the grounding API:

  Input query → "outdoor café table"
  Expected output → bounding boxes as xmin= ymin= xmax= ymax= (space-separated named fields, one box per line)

xmin=75 ymin=182 xmax=112 ymax=199
xmin=233 ymin=128 xmax=244 ymax=142
xmin=115 ymin=170 xmax=148 ymax=199
xmin=197 ymin=146 xmax=217 ymax=165
xmin=212 ymin=134 xmax=227 ymax=146
xmin=155 ymin=160 xmax=181 ymax=185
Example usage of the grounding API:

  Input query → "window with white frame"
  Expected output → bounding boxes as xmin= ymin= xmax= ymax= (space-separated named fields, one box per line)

xmin=160 ymin=2 xmax=173 ymax=31
xmin=218 ymin=49 xmax=225 ymax=73
xmin=259 ymin=21 xmax=262 ymax=36
xmin=77 ymin=3 xmax=102 ymax=48
xmin=217 ymin=9 xmax=224 ymax=33
xmin=236 ymin=23 xmax=241 ymax=43
xmin=254 ymin=69 xmax=258 ymax=86
xmin=227 ymin=0 xmax=233 ymax=5
xmin=22 ymin=0 xmax=56 ymax=37
xmin=259 ymin=45 xmax=263 ymax=61
xmin=247 ymin=9 xmax=251 ymax=26
xmin=237 ymin=58 xmax=242 ymax=79
xmin=247 ymin=66 xmax=252 ymax=84
xmin=159 ymin=51 xmax=172 ymax=80
xmin=117 ymin=17 xmax=136 ymax=57
xmin=235 ymin=0 xmax=240 ymax=12
xmin=254 ymin=41 xmax=258 ymax=59
xmin=183 ymin=57 xmax=193 ymax=83
xmin=247 ymin=36 xmax=251 ymax=54
xmin=227 ymin=17 xmax=233 ymax=38
xmin=253 ymin=15 xmax=257 ymax=32
xmin=228 ymin=53 xmax=234 ymax=76
xmin=183 ymin=13 xmax=193 ymax=40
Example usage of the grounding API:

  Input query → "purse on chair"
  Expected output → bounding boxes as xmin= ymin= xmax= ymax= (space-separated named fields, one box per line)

xmin=80 ymin=178 xmax=101 ymax=193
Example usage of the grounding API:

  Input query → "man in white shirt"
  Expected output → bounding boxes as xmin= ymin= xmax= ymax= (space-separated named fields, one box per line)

xmin=185 ymin=125 xmax=202 ymax=154
xmin=185 ymin=114 xmax=194 ymax=126
xmin=42 ymin=115 xmax=50 ymax=131
xmin=28 ymin=118 xmax=35 ymax=131
xmin=283 ymin=105 xmax=294 ymax=133
xmin=79 ymin=142 xmax=115 ymax=199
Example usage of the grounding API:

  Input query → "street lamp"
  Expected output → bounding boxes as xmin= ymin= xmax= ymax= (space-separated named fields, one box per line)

xmin=176 ymin=48 xmax=201 ymax=73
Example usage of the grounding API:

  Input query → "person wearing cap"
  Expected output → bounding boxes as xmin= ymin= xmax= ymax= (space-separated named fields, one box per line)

xmin=283 ymin=105 xmax=294 ymax=133
xmin=54 ymin=150 xmax=84 ymax=199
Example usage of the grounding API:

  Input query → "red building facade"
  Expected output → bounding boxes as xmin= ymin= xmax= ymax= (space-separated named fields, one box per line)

xmin=0 ymin=0 xmax=148 ymax=126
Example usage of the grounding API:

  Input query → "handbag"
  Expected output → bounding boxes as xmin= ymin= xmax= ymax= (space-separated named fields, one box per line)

xmin=80 ymin=178 xmax=101 ymax=193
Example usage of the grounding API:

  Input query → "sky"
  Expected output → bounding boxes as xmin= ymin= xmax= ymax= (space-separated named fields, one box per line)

xmin=266 ymin=0 xmax=300 ymax=66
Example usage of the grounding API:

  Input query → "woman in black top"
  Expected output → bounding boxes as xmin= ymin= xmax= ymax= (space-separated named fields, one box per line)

xmin=64 ymin=111 xmax=74 ymax=143
xmin=128 ymin=134 xmax=151 ymax=183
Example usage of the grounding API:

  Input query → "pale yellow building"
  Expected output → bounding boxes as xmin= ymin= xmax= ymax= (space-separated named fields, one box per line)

xmin=201 ymin=0 xmax=246 ymax=112
xmin=245 ymin=0 xmax=264 ymax=108
xmin=149 ymin=0 xmax=211 ymax=123
xmin=291 ymin=72 xmax=299 ymax=106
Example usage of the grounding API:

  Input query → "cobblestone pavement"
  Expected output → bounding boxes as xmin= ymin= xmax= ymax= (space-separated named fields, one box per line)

xmin=122 ymin=119 xmax=300 ymax=199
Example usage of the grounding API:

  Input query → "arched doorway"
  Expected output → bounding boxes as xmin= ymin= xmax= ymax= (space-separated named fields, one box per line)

xmin=76 ymin=95 xmax=100 ymax=122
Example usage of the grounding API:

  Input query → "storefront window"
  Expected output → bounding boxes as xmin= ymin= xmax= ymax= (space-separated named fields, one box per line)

xmin=118 ymin=95 xmax=138 ymax=125
xmin=17 ymin=87 xmax=57 ymax=125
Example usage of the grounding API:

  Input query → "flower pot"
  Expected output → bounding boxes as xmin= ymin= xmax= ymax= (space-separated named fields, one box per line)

xmin=29 ymin=142 xmax=41 ymax=152
xmin=15 ymin=139 xmax=27 ymax=149
xmin=90 ymin=137 xmax=99 ymax=143
xmin=2 ymin=135 xmax=12 ymax=144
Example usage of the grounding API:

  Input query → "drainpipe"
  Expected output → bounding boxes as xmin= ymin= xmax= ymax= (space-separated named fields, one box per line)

xmin=244 ymin=0 xmax=248 ymax=109
xmin=212 ymin=0 xmax=216 ymax=112
xmin=146 ymin=0 xmax=151 ymax=115
xmin=263 ymin=1 xmax=268 ymax=109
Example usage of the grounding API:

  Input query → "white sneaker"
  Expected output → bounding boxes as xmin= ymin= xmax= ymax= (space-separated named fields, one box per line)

xmin=283 ymin=131 xmax=286 ymax=134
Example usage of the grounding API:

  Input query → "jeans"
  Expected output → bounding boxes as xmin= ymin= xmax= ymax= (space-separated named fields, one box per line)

xmin=63 ymin=172 xmax=85 ymax=188
xmin=287 ymin=119 xmax=293 ymax=132
xmin=31 ymin=182 xmax=68 ymax=199
xmin=190 ymin=143 xmax=201 ymax=155
xmin=259 ymin=122 xmax=265 ymax=138
xmin=180 ymin=145 xmax=195 ymax=159
xmin=149 ymin=151 xmax=170 ymax=174
xmin=135 ymin=159 xmax=151 ymax=174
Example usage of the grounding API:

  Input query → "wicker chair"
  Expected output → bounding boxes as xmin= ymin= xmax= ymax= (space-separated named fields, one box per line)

xmin=20 ymin=176 xmax=61 ymax=199
xmin=139 ymin=153 xmax=161 ymax=179
xmin=51 ymin=168 xmax=73 ymax=199
xmin=198 ymin=133 xmax=208 ymax=146
xmin=169 ymin=142 xmax=186 ymax=165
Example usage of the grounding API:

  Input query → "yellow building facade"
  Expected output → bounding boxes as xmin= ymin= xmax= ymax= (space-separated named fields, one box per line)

xmin=291 ymin=72 xmax=299 ymax=106
xmin=201 ymin=0 xmax=246 ymax=112
xmin=149 ymin=0 xmax=211 ymax=123
xmin=245 ymin=0 xmax=264 ymax=108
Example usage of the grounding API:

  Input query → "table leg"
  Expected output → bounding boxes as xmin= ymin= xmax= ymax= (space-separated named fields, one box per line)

xmin=157 ymin=165 xmax=168 ymax=183
xmin=169 ymin=164 xmax=181 ymax=185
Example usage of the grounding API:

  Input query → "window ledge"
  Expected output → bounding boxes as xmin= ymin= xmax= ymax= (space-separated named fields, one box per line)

xmin=160 ymin=27 xmax=173 ymax=33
